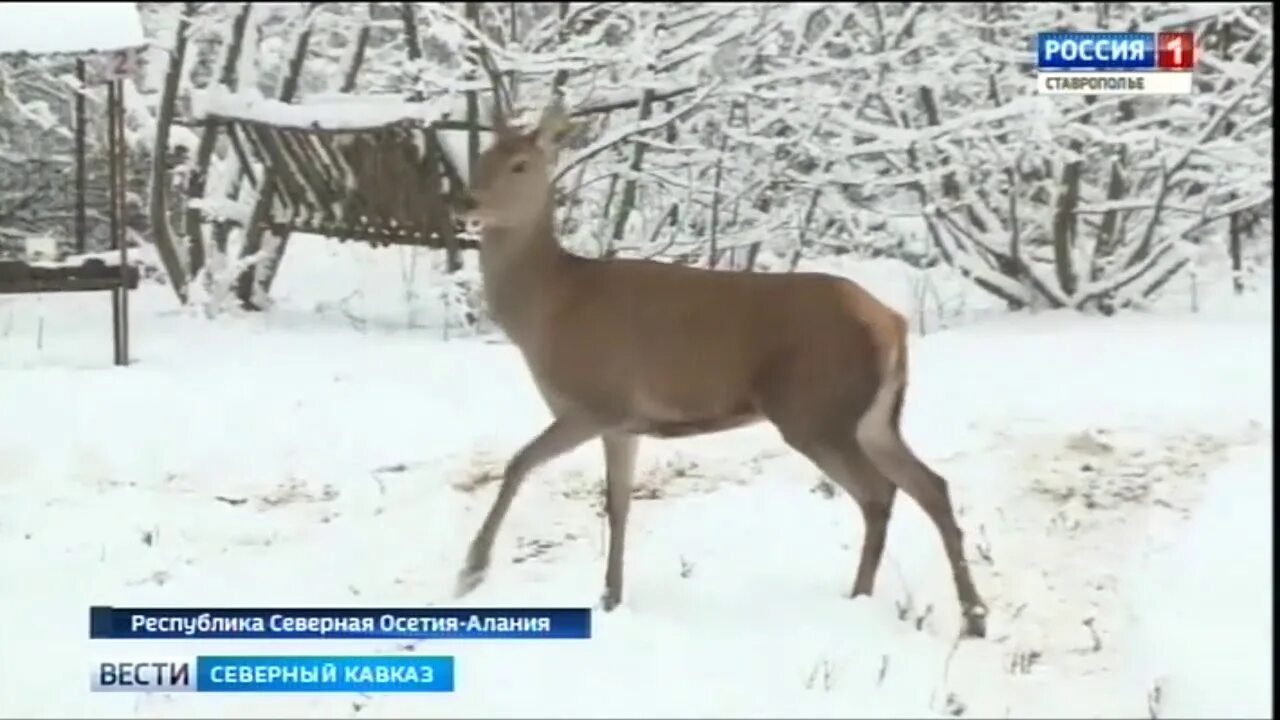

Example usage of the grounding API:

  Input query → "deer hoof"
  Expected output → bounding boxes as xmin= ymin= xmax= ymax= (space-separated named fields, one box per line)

xmin=455 ymin=566 xmax=486 ymax=598
xmin=961 ymin=605 xmax=988 ymax=639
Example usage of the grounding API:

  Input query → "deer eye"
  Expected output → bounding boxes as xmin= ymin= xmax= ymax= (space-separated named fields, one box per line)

xmin=511 ymin=160 xmax=527 ymax=174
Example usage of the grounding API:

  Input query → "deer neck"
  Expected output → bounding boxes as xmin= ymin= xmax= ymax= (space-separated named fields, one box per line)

xmin=478 ymin=197 xmax=570 ymax=340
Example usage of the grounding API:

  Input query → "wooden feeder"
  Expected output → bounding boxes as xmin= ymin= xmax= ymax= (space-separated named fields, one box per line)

xmin=0 ymin=2 xmax=146 ymax=366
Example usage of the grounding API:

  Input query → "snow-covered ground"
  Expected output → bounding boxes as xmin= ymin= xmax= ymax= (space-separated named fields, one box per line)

xmin=0 ymin=240 xmax=1272 ymax=719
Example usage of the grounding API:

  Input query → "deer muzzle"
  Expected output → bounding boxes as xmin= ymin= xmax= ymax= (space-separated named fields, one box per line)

xmin=454 ymin=193 xmax=494 ymax=230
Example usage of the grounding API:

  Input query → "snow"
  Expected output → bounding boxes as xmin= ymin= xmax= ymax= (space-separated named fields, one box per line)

xmin=0 ymin=2 xmax=146 ymax=57
xmin=1121 ymin=444 xmax=1274 ymax=719
xmin=0 ymin=239 xmax=1272 ymax=718
xmin=191 ymin=87 xmax=457 ymax=131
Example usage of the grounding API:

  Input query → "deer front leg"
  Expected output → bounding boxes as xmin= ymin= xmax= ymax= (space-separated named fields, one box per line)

xmin=456 ymin=418 xmax=599 ymax=598
xmin=601 ymin=433 xmax=638 ymax=611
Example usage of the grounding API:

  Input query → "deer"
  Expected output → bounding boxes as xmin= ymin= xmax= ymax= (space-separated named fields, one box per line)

xmin=452 ymin=99 xmax=989 ymax=639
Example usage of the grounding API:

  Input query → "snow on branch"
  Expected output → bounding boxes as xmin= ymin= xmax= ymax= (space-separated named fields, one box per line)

xmin=553 ymin=81 xmax=722 ymax=183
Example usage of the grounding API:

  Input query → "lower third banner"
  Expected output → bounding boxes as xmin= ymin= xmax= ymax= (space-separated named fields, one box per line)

xmin=90 ymin=606 xmax=590 ymax=639
xmin=92 ymin=655 xmax=455 ymax=693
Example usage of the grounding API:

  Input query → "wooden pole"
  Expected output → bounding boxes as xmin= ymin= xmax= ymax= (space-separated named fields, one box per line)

xmin=465 ymin=2 xmax=480 ymax=182
xmin=116 ymin=78 xmax=130 ymax=366
xmin=107 ymin=79 xmax=123 ymax=366
xmin=75 ymin=59 xmax=87 ymax=255
xmin=107 ymin=79 xmax=129 ymax=366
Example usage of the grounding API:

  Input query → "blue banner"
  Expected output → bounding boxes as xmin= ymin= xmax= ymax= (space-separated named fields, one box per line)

xmin=1037 ymin=32 xmax=1155 ymax=70
xmin=196 ymin=656 xmax=454 ymax=693
xmin=90 ymin=606 xmax=591 ymax=640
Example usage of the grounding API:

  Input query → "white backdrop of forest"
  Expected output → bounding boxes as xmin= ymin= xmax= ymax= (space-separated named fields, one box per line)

xmin=1 ymin=2 xmax=1273 ymax=319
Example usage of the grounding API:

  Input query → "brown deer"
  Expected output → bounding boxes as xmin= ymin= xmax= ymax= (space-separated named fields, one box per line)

xmin=453 ymin=100 xmax=989 ymax=639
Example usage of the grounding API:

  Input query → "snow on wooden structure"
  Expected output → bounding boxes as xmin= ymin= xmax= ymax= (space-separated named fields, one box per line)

xmin=191 ymin=90 xmax=480 ymax=302
xmin=0 ymin=1 xmax=146 ymax=366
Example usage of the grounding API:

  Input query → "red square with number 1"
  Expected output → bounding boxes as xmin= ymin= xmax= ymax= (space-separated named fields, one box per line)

xmin=1157 ymin=32 xmax=1195 ymax=70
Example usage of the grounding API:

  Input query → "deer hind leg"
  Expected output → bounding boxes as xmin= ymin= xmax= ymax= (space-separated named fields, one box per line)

xmin=456 ymin=418 xmax=599 ymax=598
xmin=780 ymin=433 xmax=897 ymax=599
xmin=759 ymin=356 xmax=900 ymax=600
xmin=601 ymin=433 xmax=638 ymax=611
xmin=855 ymin=382 xmax=988 ymax=639
xmin=836 ymin=445 xmax=898 ymax=597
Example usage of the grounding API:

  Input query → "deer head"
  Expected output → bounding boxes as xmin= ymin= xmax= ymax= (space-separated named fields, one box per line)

xmin=462 ymin=100 xmax=575 ymax=233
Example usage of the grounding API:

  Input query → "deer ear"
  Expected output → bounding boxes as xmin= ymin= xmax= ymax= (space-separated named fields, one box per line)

xmin=533 ymin=102 xmax=574 ymax=155
xmin=488 ymin=98 xmax=513 ymax=139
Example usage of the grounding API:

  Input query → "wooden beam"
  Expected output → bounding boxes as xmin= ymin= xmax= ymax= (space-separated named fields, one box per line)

xmin=225 ymin=121 xmax=259 ymax=188
xmin=0 ymin=277 xmax=137 ymax=294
